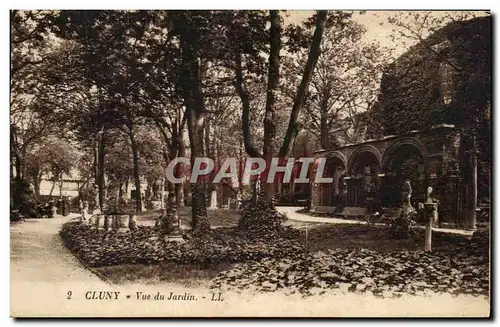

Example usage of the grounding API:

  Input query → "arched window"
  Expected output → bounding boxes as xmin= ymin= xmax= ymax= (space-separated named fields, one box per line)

xmin=439 ymin=62 xmax=454 ymax=105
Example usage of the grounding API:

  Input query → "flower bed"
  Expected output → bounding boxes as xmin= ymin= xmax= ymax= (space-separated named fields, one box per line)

xmin=211 ymin=245 xmax=489 ymax=298
xmin=60 ymin=222 xmax=303 ymax=268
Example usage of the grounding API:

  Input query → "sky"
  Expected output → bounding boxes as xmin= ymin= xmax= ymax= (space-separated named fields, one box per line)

xmin=285 ymin=10 xmax=490 ymax=57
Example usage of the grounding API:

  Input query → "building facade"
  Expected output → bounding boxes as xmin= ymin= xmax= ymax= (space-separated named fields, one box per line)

xmin=311 ymin=16 xmax=491 ymax=229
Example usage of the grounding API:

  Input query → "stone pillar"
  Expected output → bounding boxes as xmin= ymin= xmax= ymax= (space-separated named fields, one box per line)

xmin=466 ymin=147 xmax=478 ymax=231
xmin=424 ymin=202 xmax=438 ymax=251
xmin=129 ymin=214 xmax=137 ymax=231
xmin=344 ymin=177 xmax=352 ymax=207
xmin=93 ymin=183 xmax=100 ymax=212
xmin=236 ymin=193 xmax=242 ymax=209
xmin=160 ymin=178 xmax=165 ymax=210
xmin=163 ymin=194 xmax=184 ymax=243
xmin=103 ymin=215 xmax=110 ymax=231
xmin=310 ymin=182 xmax=319 ymax=210
xmin=210 ymin=190 xmax=217 ymax=209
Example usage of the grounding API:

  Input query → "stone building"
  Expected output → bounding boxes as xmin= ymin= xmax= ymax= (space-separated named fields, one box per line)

xmin=311 ymin=16 xmax=491 ymax=229
xmin=311 ymin=124 xmax=463 ymax=224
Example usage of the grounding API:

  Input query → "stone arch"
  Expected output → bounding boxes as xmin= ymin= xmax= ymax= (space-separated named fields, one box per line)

xmin=382 ymin=137 xmax=427 ymax=171
xmin=326 ymin=151 xmax=347 ymax=169
xmin=318 ymin=153 xmax=347 ymax=207
xmin=345 ymin=145 xmax=382 ymax=207
xmin=380 ymin=137 xmax=427 ymax=208
xmin=347 ymin=145 xmax=382 ymax=172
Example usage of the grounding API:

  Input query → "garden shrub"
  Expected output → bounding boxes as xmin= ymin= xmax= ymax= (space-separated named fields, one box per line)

xmin=390 ymin=206 xmax=417 ymax=239
xmin=10 ymin=177 xmax=39 ymax=220
xmin=238 ymin=199 xmax=285 ymax=238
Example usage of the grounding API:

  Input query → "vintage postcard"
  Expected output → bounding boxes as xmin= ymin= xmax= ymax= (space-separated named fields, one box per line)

xmin=10 ymin=9 xmax=491 ymax=318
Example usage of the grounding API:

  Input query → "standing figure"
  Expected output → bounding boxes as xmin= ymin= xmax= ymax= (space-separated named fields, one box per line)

xmin=402 ymin=180 xmax=412 ymax=207
xmin=50 ymin=201 xmax=57 ymax=218
xmin=81 ymin=200 xmax=88 ymax=223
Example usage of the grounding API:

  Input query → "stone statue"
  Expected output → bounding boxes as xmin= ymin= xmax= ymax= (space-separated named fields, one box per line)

xmin=402 ymin=180 xmax=412 ymax=207
xmin=426 ymin=186 xmax=433 ymax=203
xmin=392 ymin=180 xmax=416 ymax=238
xmin=424 ymin=185 xmax=439 ymax=227
xmin=161 ymin=193 xmax=184 ymax=243
xmin=81 ymin=201 xmax=89 ymax=223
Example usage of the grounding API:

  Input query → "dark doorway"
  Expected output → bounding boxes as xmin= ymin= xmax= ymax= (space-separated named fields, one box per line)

xmin=382 ymin=144 xmax=425 ymax=208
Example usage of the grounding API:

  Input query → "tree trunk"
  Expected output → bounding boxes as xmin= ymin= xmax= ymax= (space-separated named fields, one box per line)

xmin=261 ymin=10 xmax=282 ymax=204
xmin=118 ymin=180 xmax=124 ymax=205
xmin=15 ymin=152 xmax=22 ymax=179
xmin=10 ymin=129 xmax=18 ymax=179
xmin=49 ymin=180 xmax=55 ymax=197
xmin=33 ymin=181 xmax=40 ymax=198
xmin=21 ymin=147 xmax=28 ymax=179
xmin=97 ymin=130 xmax=106 ymax=211
xmin=124 ymin=179 xmax=129 ymax=199
xmin=320 ymin=101 xmax=329 ymax=149
xmin=10 ymin=157 xmax=14 ymax=180
xmin=160 ymin=178 xmax=165 ymax=209
xmin=15 ymin=155 xmax=22 ymax=179
xmin=58 ymin=174 xmax=64 ymax=197
xmin=279 ymin=10 xmax=328 ymax=158
xmin=85 ymin=181 xmax=89 ymax=202
xmin=176 ymin=139 xmax=186 ymax=208
xmin=234 ymin=53 xmax=262 ymax=159
xmin=33 ymin=172 xmax=41 ymax=198
xmin=204 ymin=115 xmax=215 ymax=205
xmin=93 ymin=137 xmax=99 ymax=187
xmin=180 ymin=19 xmax=210 ymax=234
xmin=128 ymin=126 xmax=143 ymax=213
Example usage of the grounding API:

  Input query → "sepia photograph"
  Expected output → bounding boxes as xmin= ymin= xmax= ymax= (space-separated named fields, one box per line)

xmin=9 ymin=8 xmax=491 ymax=318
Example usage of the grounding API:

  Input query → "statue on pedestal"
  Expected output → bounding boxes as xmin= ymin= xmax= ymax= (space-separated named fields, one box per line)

xmin=161 ymin=194 xmax=183 ymax=242
xmin=425 ymin=186 xmax=439 ymax=227
xmin=81 ymin=200 xmax=89 ymax=224
xmin=391 ymin=180 xmax=417 ymax=239
xmin=402 ymin=180 xmax=412 ymax=207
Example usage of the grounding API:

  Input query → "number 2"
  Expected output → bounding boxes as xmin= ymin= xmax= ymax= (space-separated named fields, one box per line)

xmin=67 ymin=291 xmax=72 ymax=299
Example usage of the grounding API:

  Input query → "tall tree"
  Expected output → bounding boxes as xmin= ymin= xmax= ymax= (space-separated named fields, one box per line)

xmin=229 ymin=10 xmax=328 ymax=202
xmin=287 ymin=14 xmax=390 ymax=149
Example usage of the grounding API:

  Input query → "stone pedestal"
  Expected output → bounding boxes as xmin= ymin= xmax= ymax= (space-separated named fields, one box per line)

xmin=424 ymin=202 xmax=438 ymax=252
xmin=93 ymin=214 xmax=112 ymax=230
xmin=229 ymin=198 xmax=238 ymax=210
xmin=80 ymin=210 xmax=89 ymax=224
xmin=164 ymin=234 xmax=185 ymax=243
xmin=89 ymin=214 xmax=103 ymax=228
xmin=129 ymin=214 xmax=137 ymax=230
xmin=150 ymin=200 xmax=162 ymax=210
xmin=112 ymin=215 xmax=130 ymax=232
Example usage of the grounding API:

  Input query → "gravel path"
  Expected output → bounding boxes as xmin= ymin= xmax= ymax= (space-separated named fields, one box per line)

xmin=10 ymin=214 xmax=110 ymax=317
xmin=276 ymin=206 xmax=475 ymax=236
xmin=10 ymin=214 xmax=106 ymax=284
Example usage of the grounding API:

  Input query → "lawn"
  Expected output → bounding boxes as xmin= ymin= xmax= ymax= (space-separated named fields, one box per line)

xmin=134 ymin=207 xmax=241 ymax=228
xmin=96 ymin=262 xmax=235 ymax=286
xmin=295 ymin=223 xmax=474 ymax=253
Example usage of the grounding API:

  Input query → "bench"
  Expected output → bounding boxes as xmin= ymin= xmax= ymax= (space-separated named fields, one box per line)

xmin=311 ymin=206 xmax=338 ymax=214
